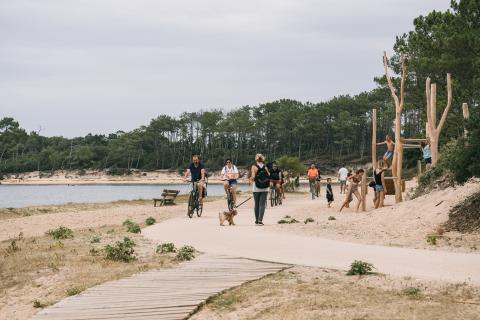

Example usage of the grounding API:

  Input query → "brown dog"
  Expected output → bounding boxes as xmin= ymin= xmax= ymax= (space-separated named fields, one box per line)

xmin=219 ymin=209 xmax=237 ymax=226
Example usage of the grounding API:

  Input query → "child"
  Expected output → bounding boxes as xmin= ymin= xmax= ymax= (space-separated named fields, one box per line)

xmin=326 ymin=178 xmax=334 ymax=207
xmin=377 ymin=135 xmax=395 ymax=167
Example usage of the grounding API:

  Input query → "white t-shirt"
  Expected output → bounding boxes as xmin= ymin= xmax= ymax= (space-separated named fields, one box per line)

xmin=338 ymin=167 xmax=348 ymax=181
xmin=221 ymin=165 xmax=238 ymax=180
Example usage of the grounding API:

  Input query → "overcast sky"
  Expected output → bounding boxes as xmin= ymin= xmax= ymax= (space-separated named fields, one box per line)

xmin=1 ymin=0 xmax=451 ymax=137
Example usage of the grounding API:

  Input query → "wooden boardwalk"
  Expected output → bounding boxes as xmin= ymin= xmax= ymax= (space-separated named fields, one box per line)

xmin=33 ymin=254 xmax=288 ymax=320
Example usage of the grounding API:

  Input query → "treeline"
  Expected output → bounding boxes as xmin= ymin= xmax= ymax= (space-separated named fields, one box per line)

xmin=0 ymin=0 xmax=478 ymax=177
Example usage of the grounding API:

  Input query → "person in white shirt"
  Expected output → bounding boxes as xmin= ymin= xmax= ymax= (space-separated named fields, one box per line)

xmin=338 ymin=165 xmax=349 ymax=194
xmin=221 ymin=158 xmax=239 ymax=206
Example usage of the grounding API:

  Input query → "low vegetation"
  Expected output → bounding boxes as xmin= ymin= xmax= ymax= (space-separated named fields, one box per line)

xmin=46 ymin=226 xmax=74 ymax=240
xmin=277 ymin=216 xmax=300 ymax=224
xmin=195 ymin=266 xmax=480 ymax=320
xmin=0 ymin=225 xmax=176 ymax=319
xmin=156 ymin=242 xmax=177 ymax=254
xmin=304 ymin=218 xmax=315 ymax=224
xmin=328 ymin=216 xmax=336 ymax=220
xmin=145 ymin=217 xmax=156 ymax=226
xmin=426 ymin=235 xmax=438 ymax=246
xmin=445 ymin=191 xmax=480 ymax=233
xmin=104 ymin=237 xmax=136 ymax=262
xmin=346 ymin=260 xmax=374 ymax=276
xmin=122 ymin=219 xmax=141 ymax=234
xmin=176 ymin=245 xmax=196 ymax=261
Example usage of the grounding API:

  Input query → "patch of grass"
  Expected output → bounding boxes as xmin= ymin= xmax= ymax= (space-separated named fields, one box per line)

xmin=347 ymin=260 xmax=374 ymax=276
xmin=33 ymin=299 xmax=46 ymax=308
xmin=104 ymin=237 xmax=136 ymax=262
xmin=145 ymin=217 xmax=156 ymax=226
xmin=66 ymin=286 xmax=84 ymax=296
xmin=304 ymin=218 xmax=315 ymax=224
xmin=176 ymin=245 xmax=196 ymax=261
xmin=328 ymin=216 xmax=336 ymax=220
xmin=427 ymin=235 xmax=438 ymax=245
xmin=402 ymin=287 xmax=422 ymax=298
xmin=123 ymin=219 xmax=141 ymax=234
xmin=90 ymin=236 xmax=101 ymax=243
xmin=89 ymin=247 xmax=101 ymax=256
xmin=46 ymin=226 xmax=74 ymax=240
xmin=278 ymin=217 xmax=300 ymax=224
xmin=156 ymin=242 xmax=177 ymax=254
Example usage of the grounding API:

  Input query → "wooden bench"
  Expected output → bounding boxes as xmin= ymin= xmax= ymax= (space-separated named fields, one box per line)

xmin=153 ymin=189 xmax=180 ymax=207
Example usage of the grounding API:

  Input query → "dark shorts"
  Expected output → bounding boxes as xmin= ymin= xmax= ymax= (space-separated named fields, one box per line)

xmin=225 ymin=179 xmax=237 ymax=186
xmin=270 ymin=179 xmax=281 ymax=186
xmin=326 ymin=194 xmax=334 ymax=202
xmin=425 ymin=157 xmax=432 ymax=164
xmin=340 ymin=179 xmax=347 ymax=186
xmin=375 ymin=185 xmax=384 ymax=192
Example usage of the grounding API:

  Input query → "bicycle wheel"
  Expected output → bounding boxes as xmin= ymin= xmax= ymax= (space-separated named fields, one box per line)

xmin=227 ymin=188 xmax=234 ymax=211
xmin=187 ymin=192 xmax=194 ymax=218
xmin=277 ymin=190 xmax=282 ymax=205
xmin=270 ymin=188 xmax=275 ymax=207
xmin=196 ymin=201 xmax=203 ymax=217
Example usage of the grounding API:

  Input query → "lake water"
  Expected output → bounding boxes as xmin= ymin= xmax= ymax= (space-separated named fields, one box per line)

xmin=0 ymin=183 xmax=251 ymax=208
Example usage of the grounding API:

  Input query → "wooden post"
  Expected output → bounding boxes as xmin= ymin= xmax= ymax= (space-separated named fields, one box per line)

xmin=462 ymin=103 xmax=470 ymax=137
xmin=383 ymin=51 xmax=406 ymax=203
xmin=361 ymin=173 xmax=367 ymax=212
xmin=372 ymin=109 xmax=377 ymax=170
xmin=425 ymin=74 xmax=453 ymax=166
xmin=417 ymin=160 xmax=422 ymax=176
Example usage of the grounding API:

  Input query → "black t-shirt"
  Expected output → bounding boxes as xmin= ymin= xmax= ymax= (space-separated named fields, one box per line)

xmin=270 ymin=168 xmax=281 ymax=180
xmin=189 ymin=163 xmax=205 ymax=182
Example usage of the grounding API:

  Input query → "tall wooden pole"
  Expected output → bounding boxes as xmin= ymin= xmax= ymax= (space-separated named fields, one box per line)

xmin=383 ymin=51 xmax=405 ymax=203
xmin=372 ymin=109 xmax=377 ymax=170
xmin=426 ymin=74 xmax=453 ymax=166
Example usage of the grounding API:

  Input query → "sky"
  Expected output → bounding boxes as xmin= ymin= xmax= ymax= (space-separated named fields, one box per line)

xmin=0 ymin=0 xmax=451 ymax=137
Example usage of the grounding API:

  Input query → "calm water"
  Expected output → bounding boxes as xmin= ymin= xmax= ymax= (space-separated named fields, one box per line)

xmin=0 ymin=184 xmax=250 ymax=208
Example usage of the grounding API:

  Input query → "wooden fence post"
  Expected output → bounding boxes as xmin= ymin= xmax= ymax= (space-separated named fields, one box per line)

xmin=361 ymin=173 xmax=367 ymax=212
xmin=372 ymin=109 xmax=377 ymax=170
xmin=462 ymin=103 xmax=470 ymax=137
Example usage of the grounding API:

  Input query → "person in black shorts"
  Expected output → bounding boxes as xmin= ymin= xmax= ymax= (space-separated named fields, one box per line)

xmin=184 ymin=155 xmax=206 ymax=204
xmin=268 ymin=161 xmax=283 ymax=201
xmin=326 ymin=178 xmax=334 ymax=207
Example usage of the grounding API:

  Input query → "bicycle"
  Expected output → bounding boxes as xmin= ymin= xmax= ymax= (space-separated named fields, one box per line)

xmin=187 ymin=181 xmax=203 ymax=218
xmin=309 ymin=179 xmax=317 ymax=200
xmin=270 ymin=184 xmax=282 ymax=206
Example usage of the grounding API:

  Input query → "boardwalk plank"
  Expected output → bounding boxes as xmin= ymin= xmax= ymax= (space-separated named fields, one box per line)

xmin=33 ymin=254 xmax=287 ymax=320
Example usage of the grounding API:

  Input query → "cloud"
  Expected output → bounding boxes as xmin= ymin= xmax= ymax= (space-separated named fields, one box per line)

xmin=0 ymin=0 xmax=451 ymax=137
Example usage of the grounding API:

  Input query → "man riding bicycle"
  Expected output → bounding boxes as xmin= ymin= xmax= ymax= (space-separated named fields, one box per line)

xmin=221 ymin=158 xmax=239 ymax=207
xmin=184 ymin=155 xmax=206 ymax=205
xmin=269 ymin=161 xmax=283 ymax=200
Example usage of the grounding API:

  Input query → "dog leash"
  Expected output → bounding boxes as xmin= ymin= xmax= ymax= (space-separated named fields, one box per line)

xmin=234 ymin=196 xmax=252 ymax=209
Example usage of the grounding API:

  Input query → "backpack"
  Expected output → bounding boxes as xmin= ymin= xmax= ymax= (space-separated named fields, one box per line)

xmin=255 ymin=164 xmax=270 ymax=189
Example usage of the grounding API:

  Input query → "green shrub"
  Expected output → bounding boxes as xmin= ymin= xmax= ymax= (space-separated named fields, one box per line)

xmin=304 ymin=218 xmax=315 ymax=224
xmin=66 ymin=286 xmax=84 ymax=296
xmin=145 ymin=217 xmax=156 ymax=226
xmin=426 ymin=235 xmax=438 ymax=245
xmin=46 ymin=226 xmax=74 ymax=240
xmin=104 ymin=237 xmax=136 ymax=262
xmin=328 ymin=216 xmax=336 ymax=220
xmin=347 ymin=260 xmax=374 ymax=276
xmin=176 ymin=245 xmax=196 ymax=261
xmin=402 ymin=287 xmax=421 ymax=298
xmin=33 ymin=300 xmax=45 ymax=308
xmin=290 ymin=218 xmax=299 ymax=224
xmin=123 ymin=219 xmax=141 ymax=233
xmin=277 ymin=219 xmax=289 ymax=224
xmin=156 ymin=243 xmax=177 ymax=254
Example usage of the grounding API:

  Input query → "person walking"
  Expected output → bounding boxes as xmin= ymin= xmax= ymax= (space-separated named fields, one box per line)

xmin=250 ymin=154 xmax=270 ymax=225
xmin=421 ymin=138 xmax=432 ymax=171
xmin=338 ymin=164 xmax=348 ymax=194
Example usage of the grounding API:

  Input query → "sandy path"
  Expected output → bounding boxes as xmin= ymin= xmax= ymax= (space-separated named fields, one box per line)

xmin=143 ymin=192 xmax=480 ymax=285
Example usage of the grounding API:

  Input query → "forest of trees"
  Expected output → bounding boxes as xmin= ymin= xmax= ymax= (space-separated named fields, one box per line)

xmin=0 ymin=0 xmax=478 ymax=177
